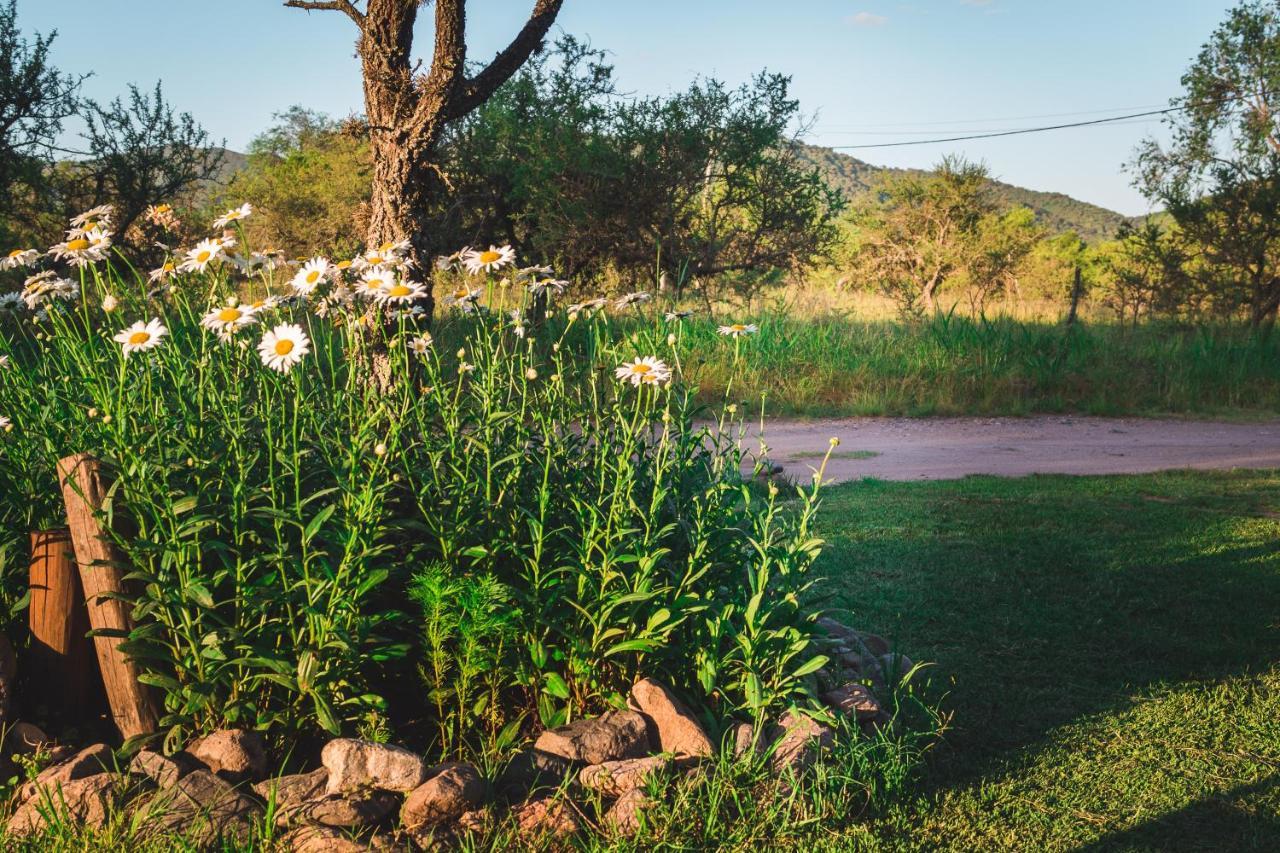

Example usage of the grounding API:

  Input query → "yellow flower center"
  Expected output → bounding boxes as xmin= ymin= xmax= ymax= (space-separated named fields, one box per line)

xmin=163 ymin=262 xmax=175 ymax=272
xmin=217 ymin=308 xmax=242 ymax=323
xmin=336 ymin=260 xmax=351 ymax=269
xmin=65 ymin=238 xmax=90 ymax=252
xmin=632 ymin=364 xmax=652 ymax=374
xmin=274 ymin=339 xmax=295 ymax=356
xmin=128 ymin=331 xmax=151 ymax=346
xmin=479 ymin=250 xmax=501 ymax=264
xmin=387 ymin=285 xmax=411 ymax=298
xmin=452 ymin=288 xmax=468 ymax=299
xmin=156 ymin=204 xmax=170 ymax=213
xmin=367 ymin=255 xmax=384 ymax=266
xmin=8 ymin=249 xmax=23 ymax=258
xmin=306 ymin=270 xmax=321 ymax=284
xmin=196 ymin=251 xmax=211 ymax=263
xmin=225 ymin=211 xmax=241 ymax=220
xmin=378 ymin=241 xmax=394 ymax=252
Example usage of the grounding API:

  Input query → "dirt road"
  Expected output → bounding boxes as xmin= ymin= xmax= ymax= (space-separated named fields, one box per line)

xmin=739 ymin=416 xmax=1280 ymax=483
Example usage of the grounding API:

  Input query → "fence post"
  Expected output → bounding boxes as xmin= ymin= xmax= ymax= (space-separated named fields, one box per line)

xmin=28 ymin=529 xmax=95 ymax=716
xmin=57 ymin=453 xmax=159 ymax=741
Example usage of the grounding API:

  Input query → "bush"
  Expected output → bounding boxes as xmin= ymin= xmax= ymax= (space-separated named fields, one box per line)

xmin=0 ymin=207 xmax=836 ymax=758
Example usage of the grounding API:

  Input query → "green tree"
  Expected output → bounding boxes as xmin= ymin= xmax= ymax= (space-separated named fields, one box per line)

xmin=851 ymin=156 xmax=992 ymax=316
xmin=226 ymin=107 xmax=372 ymax=256
xmin=1133 ymin=0 xmax=1280 ymax=330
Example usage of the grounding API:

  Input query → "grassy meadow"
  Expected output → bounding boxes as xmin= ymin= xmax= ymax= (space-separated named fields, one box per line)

xmin=816 ymin=470 xmax=1280 ymax=851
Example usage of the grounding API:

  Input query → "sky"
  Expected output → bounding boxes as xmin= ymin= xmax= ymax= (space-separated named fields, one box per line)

xmin=16 ymin=1 xmax=1239 ymax=215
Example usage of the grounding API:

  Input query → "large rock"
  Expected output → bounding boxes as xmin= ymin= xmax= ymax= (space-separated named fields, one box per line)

xmin=401 ymin=761 xmax=485 ymax=830
xmin=19 ymin=742 xmax=113 ymax=801
xmin=729 ymin=722 xmax=756 ymax=759
xmin=629 ymin=679 xmax=714 ymax=758
xmin=188 ymin=729 xmax=267 ymax=783
xmin=861 ymin=633 xmax=892 ymax=657
xmin=8 ymin=772 xmax=121 ymax=837
xmin=603 ymin=787 xmax=652 ymax=837
xmin=148 ymin=769 xmax=263 ymax=846
xmin=496 ymin=748 xmax=572 ymax=800
xmin=283 ymin=789 xmax=398 ymax=828
xmin=322 ymin=739 xmax=428 ymax=794
xmin=821 ymin=683 xmax=882 ymax=722
xmin=512 ymin=797 xmax=581 ymax=841
xmin=7 ymin=722 xmax=51 ymax=754
xmin=254 ymin=767 xmax=329 ymax=815
xmin=533 ymin=710 xmax=649 ymax=765
xmin=283 ymin=824 xmax=370 ymax=853
xmin=577 ymin=755 xmax=669 ymax=797
xmin=878 ymin=653 xmax=915 ymax=684
xmin=130 ymin=749 xmax=197 ymax=788
xmin=769 ymin=710 xmax=835 ymax=776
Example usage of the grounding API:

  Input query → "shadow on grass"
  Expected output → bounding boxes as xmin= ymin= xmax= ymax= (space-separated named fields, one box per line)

xmin=813 ymin=470 xmax=1280 ymax=839
xmin=1073 ymin=773 xmax=1280 ymax=852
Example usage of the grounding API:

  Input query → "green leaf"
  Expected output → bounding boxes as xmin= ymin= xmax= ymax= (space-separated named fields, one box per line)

xmin=790 ymin=654 xmax=830 ymax=679
xmin=542 ymin=672 xmax=570 ymax=700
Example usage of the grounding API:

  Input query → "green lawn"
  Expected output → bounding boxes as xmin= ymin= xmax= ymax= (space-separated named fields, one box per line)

xmin=814 ymin=470 xmax=1280 ymax=851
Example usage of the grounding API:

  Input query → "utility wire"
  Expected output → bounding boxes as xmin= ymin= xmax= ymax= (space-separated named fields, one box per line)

xmin=820 ymin=95 xmax=1254 ymax=150
xmin=813 ymin=102 xmax=1173 ymax=129
xmin=823 ymin=106 xmax=1182 ymax=150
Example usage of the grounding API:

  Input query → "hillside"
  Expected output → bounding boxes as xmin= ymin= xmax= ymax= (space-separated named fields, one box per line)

xmin=797 ymin=144 xmax=1131 ymax=244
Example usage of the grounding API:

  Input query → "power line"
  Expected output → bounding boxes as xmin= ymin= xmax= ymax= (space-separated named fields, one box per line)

xmin=821 ymin=106 xmax=1183 ymax=150
xmin=813 ymin=119 xmax=1166 ymax=136
xmin=812 ymin=102 xmax=1173 ymax=130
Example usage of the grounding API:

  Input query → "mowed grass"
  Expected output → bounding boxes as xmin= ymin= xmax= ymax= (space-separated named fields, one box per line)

xmin=813 ymin=470 xmax=1280 ymax=850
xmin=664 ymin=314 xmax=1280 ymax=418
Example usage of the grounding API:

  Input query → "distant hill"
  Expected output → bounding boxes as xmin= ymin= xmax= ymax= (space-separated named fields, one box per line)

xmin=797 ymin=144 xmax=1132 ymax=244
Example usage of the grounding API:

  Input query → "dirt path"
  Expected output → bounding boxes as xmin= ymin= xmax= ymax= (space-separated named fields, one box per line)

xmin=738 ymin=416 xmax=1280 ymax=482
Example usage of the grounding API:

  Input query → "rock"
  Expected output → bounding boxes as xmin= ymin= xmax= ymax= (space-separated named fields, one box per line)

xmin=188 ymin=729 xmax=267 ymax=783
xmin=19 ymin=742 xmax=113 ymax=801
xmin=7 ymin=722 xmax=51 ymax=754
xmin=533 ymin=710 xmax=650 ymax=765
xmin=254 ymin=767 xmax=329 ymax=814
xmin=878 ymin=653 xmax=915 ymax=683
xmin=629 ymin=679 xmax=714 ymax=758
xmin=283 ymin=789 xmax=398 ymax=828
xmin=130 ymin=750 xmax=194 ymax=788
xmin=836 ymin=650 xmax=863 ymax=673
xmin=455 ymin=806 xmax=492 ymax=835
xmin=8 ymin=772 xmax=121 ymax=837
xmin=821 ymin=683 xmax=882 ymax=722
xmin=577 ymin=755 xmax=669 ymax=797
xmin=283 ymin=824 xmax=369 ymax=853
xmin=729 ymin=722 xmax=755 ymax=759
xmin=149 ymin=769 xmax=263 ymax=846
xmin=401 ymin=761 xmax=485 ymax=830
xmin=861 ymin=709 xmax=894 ymax=737
xmin=603 ymin=788 xmax=652 ymax=836
xmin=769 ymin=710 xmax=835 ymax=775
xmin=0 ymin=632 xmax=15 ymax=723
xmin=496 ymin=748 xmax=572 ymax=800
xmin=322 ymin=739 xmax=428 ymax=794
xmin=512 ymin=796 xmax=581 ymax=841
xmin=815 ymin=616 xmax=857 ymax=640
xmin=860 ymin=633 xmax=892 ymax=657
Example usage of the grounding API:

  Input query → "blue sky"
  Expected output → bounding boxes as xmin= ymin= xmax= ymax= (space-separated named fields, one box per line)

xmin=17 ymin=1 xmax=1236 ymax=215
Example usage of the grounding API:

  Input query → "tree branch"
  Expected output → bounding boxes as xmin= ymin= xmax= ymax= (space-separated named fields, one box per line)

xmin=283 ymin=0 xmax=364 ymax=25
xmin=421 ymin=0 xmax=466 ymax=104
xmin=443 ymin=0 xmax=564 ymax=121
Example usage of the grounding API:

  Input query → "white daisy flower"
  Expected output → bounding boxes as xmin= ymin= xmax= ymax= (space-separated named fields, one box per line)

xmin=435 ymin=247 xmax=471 ymax=272
xmin=22 ymin=272 xmax=77 ymax=310
xmin=49 ymin=229 xmax=110 ymax=267
xmin=665 ymin=309 xmax=695 ymax=321
xmin=614 ymin=356 xmax=672 ymax=387
xmin=527 ymin=277 xmax=568 ymax=298
xmin=443 ymin=285 xmax=483 ymax=308
xmin=149 ymin=260 xmax=177 ymax=282
xmin=291 ymin=257 xmax=331 ymax=295
xmin=614 ymin=291 xmax=651 ymax=309
xmin=211 ymin=203 xmax=252 ymax=230
xmin=463 ymin=244 xmax=515 ymax=275
xmin=0 ymin=249 xmax=38 ymax=270
xmin=257 ymin=323 xmax=311 ymax=373
xmin=201 ymin=304 xmax=258 ymax=337
xmin=408 ymin=334 xmax=433 ymax=357
xmin=69 ymin=204 xmax=114 ymax=229
xmin=180 ymin=238 xmax=227 ymax=273
xmin=717 ymin=323 xmax=759 ymax=337
xmin=568 ymin=297 xmax=608 ymax=314
xmin=0 ymin=355 xmax=9 ymax=368
xmin=113 ymin=318 xmax=168 ymax=357
xmin=0 ymin=292 xmax=26 ymax=312
xmin=0 ymin=415 xmax=10 ymax=433
xmin=374 ymin=278 xmax=427 ymax=306
xmin=354 ymin=268 xmax=393 ymax=300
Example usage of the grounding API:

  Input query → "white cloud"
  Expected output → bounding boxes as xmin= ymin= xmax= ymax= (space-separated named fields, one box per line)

xmin=847 ymin=11 xmax=888 ymax=27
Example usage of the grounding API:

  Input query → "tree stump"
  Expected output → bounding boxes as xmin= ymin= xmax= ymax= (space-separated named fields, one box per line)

xmin=28 ymin=529 xmax=95 ymax=715
xmin=57 ymin=453 xmax=159 ymax=740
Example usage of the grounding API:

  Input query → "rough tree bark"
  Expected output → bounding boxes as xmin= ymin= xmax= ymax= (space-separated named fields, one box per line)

xmin=285 ymin=0 xmax=565 ymax=315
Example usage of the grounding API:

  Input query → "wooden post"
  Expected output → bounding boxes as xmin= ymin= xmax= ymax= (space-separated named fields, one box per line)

xmin=1065 ymin=265 xmax=1084 ymax=328
xmin=57 ymin=453 xmax=159 ymax=740
xmin=28 ymin=529 xmax=94 ymax=713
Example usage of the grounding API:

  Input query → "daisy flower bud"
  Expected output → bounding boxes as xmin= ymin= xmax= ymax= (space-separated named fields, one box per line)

xmin=456 ymin=348 xmax=466 ymax=359
xmin=525 ymin=367 xmax=538 ymax=380
xmin=667 ymin=333 xmax=676 ymax=346
xmin=829 ymin=436 xmax=840 ymax=447
xmin=101 ymin=294 xmax=118 ymax=313
xmin=374 ymin=442 xmax=387 ymax=457
xmin=102 ymin=414 xmax=112 ymax=424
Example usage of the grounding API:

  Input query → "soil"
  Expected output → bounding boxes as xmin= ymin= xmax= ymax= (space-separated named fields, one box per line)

xmin=739 ymin=416 xmax=1280 ymax=483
